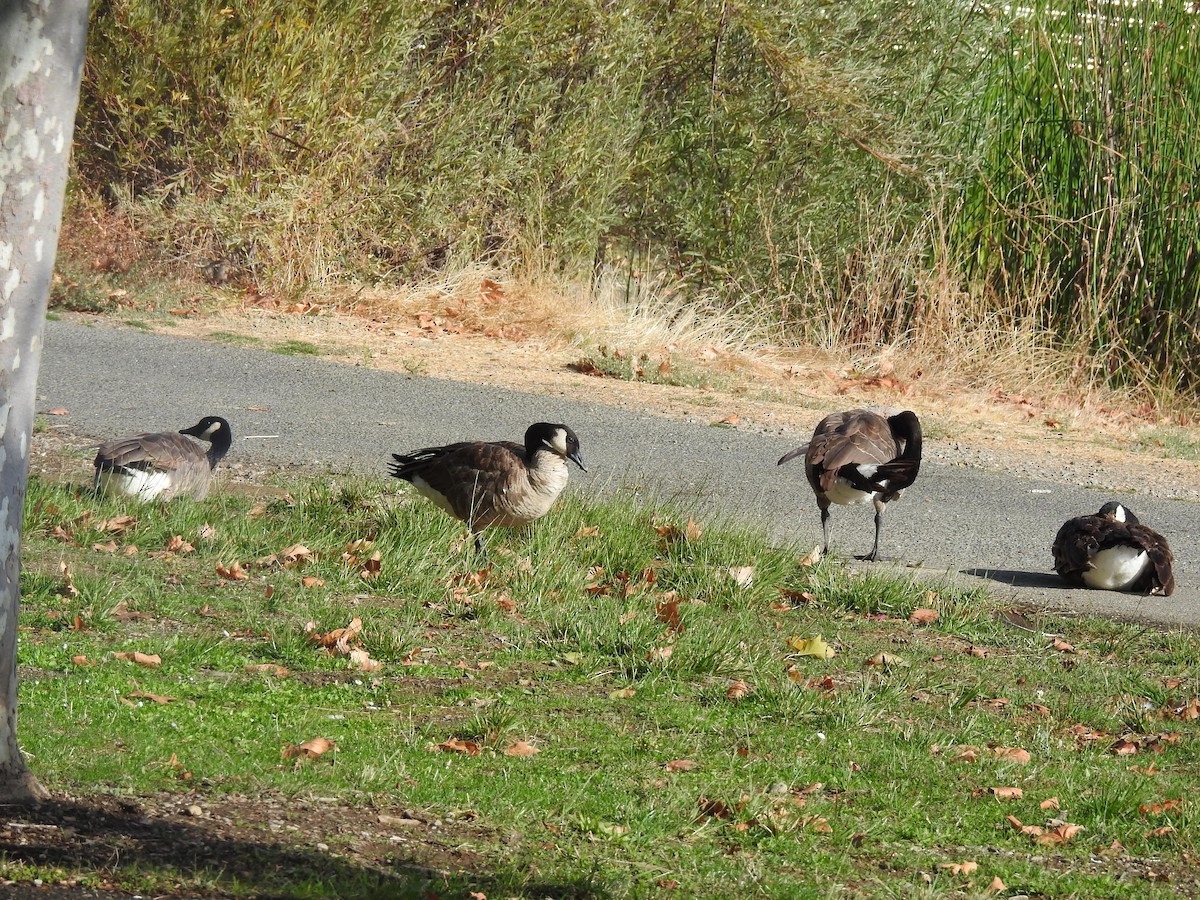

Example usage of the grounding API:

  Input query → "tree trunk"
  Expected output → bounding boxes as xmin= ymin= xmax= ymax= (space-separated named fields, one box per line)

xmin=0 ymin=0 xmax=89 ymax=802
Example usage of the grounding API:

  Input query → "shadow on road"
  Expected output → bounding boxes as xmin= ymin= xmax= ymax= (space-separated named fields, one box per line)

xmin=961 ymin=567 xmax=1065 ymax=590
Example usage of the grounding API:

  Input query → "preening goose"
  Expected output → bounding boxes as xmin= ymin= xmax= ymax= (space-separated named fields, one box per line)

xmin=388 ymin=422 xmax=586 ymax=555
xmin=777 ymin=408 xmax=922 ymax=561
xmin=93 ymin=415 xmax=233 ymax=501
xmin=1052 ymin=501 xmax=1175 ymax=596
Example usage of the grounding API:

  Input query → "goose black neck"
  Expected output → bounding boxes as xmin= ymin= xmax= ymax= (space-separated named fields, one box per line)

xmin=206 ymin=425 xmax=233 ymax=468
xmin=888 ymin=411 xmax=922 ymax=458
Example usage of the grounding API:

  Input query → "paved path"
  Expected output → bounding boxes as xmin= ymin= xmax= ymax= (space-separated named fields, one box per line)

xmin=34 ymin=318 xmax=1200 ymax=630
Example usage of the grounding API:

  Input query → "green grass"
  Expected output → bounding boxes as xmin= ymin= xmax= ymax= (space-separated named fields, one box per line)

xmin=271 ymin=340 xmax=322 ymax=356
xmin=1130 ymin=426 xmax=1200 ymax=463
xmin=570 ymin=346 xmax=727 ymax=390
xmin=13 ymin=470 xmax=1198 ymax=897
xmin=207 ymin=330 xmax=263 ymax=348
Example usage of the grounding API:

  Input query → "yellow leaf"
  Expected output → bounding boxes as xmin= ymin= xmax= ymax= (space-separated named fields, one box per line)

xmin=788 ymin=635 xmax=835 ymax=659
xmin=608 ymin=687 xmax=637 ymax=700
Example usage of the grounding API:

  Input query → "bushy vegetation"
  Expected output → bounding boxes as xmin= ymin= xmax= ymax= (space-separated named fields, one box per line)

xmin=72 ymin=0 xmax=1200 ymax=390
xmin=75 ymin=1 xmax=982 ymax=305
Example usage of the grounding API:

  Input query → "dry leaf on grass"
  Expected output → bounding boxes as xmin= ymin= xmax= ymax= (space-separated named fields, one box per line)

xmin=646 ymin=645 xmax=674 ymax=664
xmin=788 ymin=635 xmax=835 ymax=659
xmin=245 ymin=663 xmax=290 ymax=677
xmin=574 ymin=525 xmax=601 ymax=539
xmin=434 ymin=737 xmax=480 ymax=755
xmin=865 ymin=652 xmax=910 ymax=669
xmin=113 ymin=651 xmax=161 ymax=668
xmin=726 ymin=566 xmax=754 ymax=587
xmin=937 ymin=861 xmax=978 ymax=876
xmin=215 ymin=562 xmax=247 ymax=580
xmin=666 ymin=759 xmax=698 ymax=772
xmin=608 ymin=687 xmax=637 ymax=700
xmin=300 ymin=576 xmax=325 ymax=588
xmin=797 ymin=545 xmax=823 ymax=566
xmin=1036 ymin=822 xmax=1085 ymax=845
xmin=986 ymin=876 xmax=1006 ymax=894
xmin=282 ymin=737 xmax=336 ymax=761
xmin=991 ymin=746 xmax=1032 ymax=764
xmin=1040 ymin=797 xmax=1060 ymax=810
xmin=909 ymin=608 xmax=939 ymax=625
xmin=127 ymin=690 xmax=175 ymax=704
xmin=727 ymin=680 xmax=753 ymax=701
xmin=503 ymin=741 xmax=540 ymax=758
xmin=989 ymin=787 xmax=1024 ymax=800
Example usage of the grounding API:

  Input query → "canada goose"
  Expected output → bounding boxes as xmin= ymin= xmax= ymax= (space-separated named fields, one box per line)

xmin=777 ymin=408 xmax=922 ymax=561
xmin=1052 ymin=501 xmax=1175 ymax=596
xmin=388 ymin=422 xmax=586 ymax=555
xmin=93 ymin=415 xmax=232 ymax=501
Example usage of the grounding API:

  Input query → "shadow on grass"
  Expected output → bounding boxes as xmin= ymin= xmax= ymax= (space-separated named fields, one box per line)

xmin=0 ymin=794 xmax=610 ymax=899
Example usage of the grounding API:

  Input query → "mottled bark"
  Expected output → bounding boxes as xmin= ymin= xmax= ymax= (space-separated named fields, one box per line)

xmin=0 ymin=0 xmax=89 ymax=802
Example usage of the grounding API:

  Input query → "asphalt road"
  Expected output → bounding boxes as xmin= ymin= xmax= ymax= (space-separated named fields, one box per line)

xmin=34 ymin=317 xmax=1200 ymax=630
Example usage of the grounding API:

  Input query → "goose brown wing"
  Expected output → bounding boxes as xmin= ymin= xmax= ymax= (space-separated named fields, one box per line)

xmin=390 ymin=440 xmax=525 ymax=527
xmin=1127 ymin=523 xmax=1175 ymax=596
xmin=1052 ymin=515 xmax=1102 ymax=582
xmin=95 ymin=432 xmax=204 ymax=473
xmin=808 ymin=413 xmax=900 ymax=494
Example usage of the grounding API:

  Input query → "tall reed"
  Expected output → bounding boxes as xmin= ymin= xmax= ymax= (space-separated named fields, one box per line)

xmin=959 ymin=0 xmax=1200 ymax=389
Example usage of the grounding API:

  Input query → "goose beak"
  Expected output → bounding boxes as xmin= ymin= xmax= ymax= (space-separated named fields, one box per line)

xmin=568 ymin=448 xmax=587 ymax=472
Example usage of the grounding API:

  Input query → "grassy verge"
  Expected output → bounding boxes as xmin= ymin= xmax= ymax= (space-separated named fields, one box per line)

xmin=12 ymin=468 xmax=1198 ymax=897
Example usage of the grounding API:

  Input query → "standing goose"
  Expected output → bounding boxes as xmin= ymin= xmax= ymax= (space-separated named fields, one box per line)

xmin=1052 ymin=501 xmax=1175 ymax=596
xmin=389 ymin=422 xmax=586 ymax=555
xmin=93 ymin=415 xmax=233 ymax=501
xmin=777 ymin=408 xmax=922 ymax=561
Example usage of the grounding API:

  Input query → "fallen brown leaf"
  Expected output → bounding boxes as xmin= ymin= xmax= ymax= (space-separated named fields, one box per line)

xmin=282 ymin=737 xmax=336 ymax=761
xmin=127 ymin=690 xmax=174 ymax=704
xmin=938 ymin=861 xmax=978 ymax=876
xmin=989 ymin=787 xmax=1024 ymax=800
xmin=113 ymin=651 xmax=161 ymax=668
xmin=435 ymin=737 xmax=481 ymax=755
xmin=909 ymin=608 xmax=939 ymax=625
xmin=245 ymin=663 xmax=290 ymax=677
xmin=666 ymin=759 xmax=698 ymax=772
xmin=991 ymin=746 xmax=1032 ymax=764
xmin=726 ymin=680 xmax=753 ymax=701
xmin=503 ymin=741 xmax=541 ymax=758
xmin=216 ymin=562 xmax=248 ymax=580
